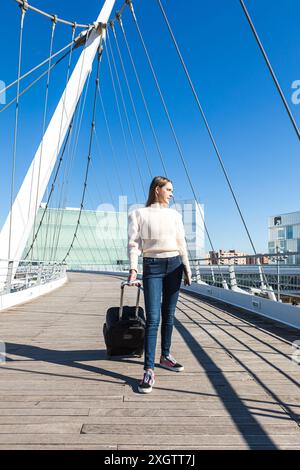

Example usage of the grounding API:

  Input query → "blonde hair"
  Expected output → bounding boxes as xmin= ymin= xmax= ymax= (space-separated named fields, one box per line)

xmin=145 ymin=176 xmax=172 ymax=207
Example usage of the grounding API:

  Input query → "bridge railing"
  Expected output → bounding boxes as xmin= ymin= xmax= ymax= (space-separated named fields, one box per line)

xmin=68 ymin=251 xmax=300 ymax=304
xmin=189 ymin=251 xmax=300 ymax=304
xmin=0 ymin=259 xmax=67 ymax=295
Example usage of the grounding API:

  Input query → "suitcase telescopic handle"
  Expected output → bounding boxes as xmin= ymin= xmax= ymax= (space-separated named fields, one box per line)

xmin=119 ymin=281 xmax=142 ymax=320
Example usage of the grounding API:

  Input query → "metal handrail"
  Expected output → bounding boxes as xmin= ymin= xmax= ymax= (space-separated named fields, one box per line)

xmin=0 ymin=259 xmax=66 ymax=294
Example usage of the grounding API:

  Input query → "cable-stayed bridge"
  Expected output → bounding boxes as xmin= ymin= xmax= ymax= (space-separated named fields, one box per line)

xmin=0 ymin=0 xmax=300 ymax=450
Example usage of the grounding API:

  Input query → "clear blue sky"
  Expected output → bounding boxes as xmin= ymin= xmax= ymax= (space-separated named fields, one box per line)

xmin=1 ymin=0 xmax=300 ymax=254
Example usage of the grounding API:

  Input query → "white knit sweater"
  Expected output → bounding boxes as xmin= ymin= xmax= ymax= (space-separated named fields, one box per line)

xmin=127 ymin=202 xmax=192 ymax=277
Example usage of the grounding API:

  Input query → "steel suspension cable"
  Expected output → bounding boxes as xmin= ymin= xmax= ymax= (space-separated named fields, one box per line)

xmin=114 ymin=15 xmax=198 ymax=275
xmin=50 ymin=33 xmax=92 ymax=261
xmin=50 ymin=72 xmax=91 ymax=262
xmin=67 ymin=71 xmax=92 ymax=165
xmin=156 ymin=0 xmax=273 ymax=290
xmin=73 ymin=231 xmax=100 ymax=269
xmin=43 ymin=69 xmax=92 ymax=262
xmin=66 ymin=237 xmax=82 ymax=267
xmin=85 ymin=187 xmax=119 ymax=267
xmin=79 ymin=208 xmax=108 ymax=268
xmin=90 ymin=135 xmax=117 ymax=205
xmin=155 ymin=2 xmax=260 ymax=252
xmin=40 ymin=89 xmax=83 ymax=262
xmin=103 ymin=38 xmax=139 ymax=203
xmin=110 ymin=21 xmax=152 ymax=179
xmin=8 ymin=4 xmax=26 ymax=261
xmin=14 ymin=0 xmax=90 ymax=29
xmin=116 ymin=16 xmax=168 ymax=176
xmin=0 ymin=39 xmax=79 ymax=99
xmin=24 ymin=118 xmax=74 ymax=259
xmin=97 ymin=86 xmax=125 ymax=195
xmin=59 ymin=175 xmax=115 ymax=269
xmin=101 ymin=41 xmax=167 ymax=271
xmin=98 ymin=45 xmax=158 ymax=271
xmin=62 ymin=40 xmax=103 ymax=264
xmin=92 ymin=126 xmax=128 ymax=257
xmin=128 ymin=1 xmax=226 ymax=284
xmin=94 ymin=91 xmax=134 ymax=262
xmin=108 ymin=4 xmax=205 ymax=278
xmin=103 ymin=80 xmax=197 ymax=278
xmin=31 ymin=17 xmax=57 ymax=261
xmin=64 ymin=27 xmax=94 ymax=167
xmin=0 ymin=49 xmax=72 ymax=115
xmin=57 ymin=196 xmax=105 ymax=268
xmin=239 ymin=0 xmax=300 ymax=141
xmin=82 ymin=136 xmax=122 ymax=265
xmin=83 ymin=118 xmax=128 ymax=269
xmin=95 ymin=38 xmax=146 ymax=266
xmin=106 ymin=29 xmax=147 ymax=200
xmin=73 ymin=220 xmax=99 ymax=266
xmin=49 ymin=24 xmax=78 ymax=261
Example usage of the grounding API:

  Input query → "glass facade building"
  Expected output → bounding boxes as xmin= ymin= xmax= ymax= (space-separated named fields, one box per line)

xmin=171 ymin=199 xmax=205 ymax=260
xmin=268 ymin=211 xmax=300 ymax=264
xmin=23 ymin=199 xmax=205 ymax=270
xmin=24 ymin=207 xmax=128 ymax=270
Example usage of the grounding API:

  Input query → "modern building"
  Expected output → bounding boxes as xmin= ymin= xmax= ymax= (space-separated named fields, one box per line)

xmin=268 ymin=211 xmax=300 ymax=264
xmin=23 ymin=206 xmax=128 ymax=270
xmin=246 ymin=255 xmax=269 ymax=265
xmin=23 ymin=199 xmax=205 ymax=270
xmin=205 ymin=249 xmax=248 ymax=265
xmin=170 ymin=199 xmax=205 ymax=260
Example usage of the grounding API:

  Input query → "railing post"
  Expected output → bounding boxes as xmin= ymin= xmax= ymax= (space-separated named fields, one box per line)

xmin=195 ymin=259 xmax=202 ymax=283
xmin=210 ymin=264 xmax=216 ymax=284
xmin=229 ymin=264 xmax=237 ymax=290
xmin=277 ymin=249 xmax=280 ymax=302
xmin=37 ymin=263 xmax=42 ymax=285
xmin=5 ymin=260 xmax=14 ymax=294
xmin=25 ymin=263 xmax=29 ymax=288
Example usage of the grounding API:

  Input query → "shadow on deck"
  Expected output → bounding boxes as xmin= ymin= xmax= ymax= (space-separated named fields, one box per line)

xmin=0 ymin=272 xmax=300 ymax=450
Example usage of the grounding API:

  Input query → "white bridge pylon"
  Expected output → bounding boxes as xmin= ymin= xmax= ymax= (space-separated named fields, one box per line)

xmin=0 ymin=0 xmax=116 ymax=291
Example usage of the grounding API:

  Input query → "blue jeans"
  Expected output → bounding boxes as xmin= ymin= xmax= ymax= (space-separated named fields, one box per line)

xmin=142 ymin=255 xmax=183 ymax=370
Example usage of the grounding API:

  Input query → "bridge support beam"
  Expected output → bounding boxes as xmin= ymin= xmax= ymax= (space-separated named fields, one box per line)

xmin=0 ymin=0 xmax=116 ymax=292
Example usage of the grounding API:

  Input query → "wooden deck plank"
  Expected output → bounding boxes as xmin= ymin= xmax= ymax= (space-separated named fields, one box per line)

xmin=0 ymin=271 xmax=300 ymax=449
xmin=0 ymin=415 xmax=296 ymax=425
xmin=0 ymin=433 xmax=300 ymax=446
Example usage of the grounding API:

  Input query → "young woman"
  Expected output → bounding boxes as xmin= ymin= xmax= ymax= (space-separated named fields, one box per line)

xmin=127 ymin=176 xmax=192 ymax=393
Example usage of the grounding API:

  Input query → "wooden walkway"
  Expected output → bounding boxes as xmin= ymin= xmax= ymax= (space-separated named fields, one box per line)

xmin=0 ymin=272 xmax=300 ymax=449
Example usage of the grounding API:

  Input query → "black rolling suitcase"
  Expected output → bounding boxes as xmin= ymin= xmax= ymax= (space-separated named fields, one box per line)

xmin=103 ymin=281 xmax=146 ymax=358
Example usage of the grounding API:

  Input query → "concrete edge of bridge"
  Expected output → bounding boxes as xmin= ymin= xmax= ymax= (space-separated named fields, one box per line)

xmin=180 ymin=283 xmax=300 ymax=331
xmin=0 ymin=274 xmax=68 ymax=312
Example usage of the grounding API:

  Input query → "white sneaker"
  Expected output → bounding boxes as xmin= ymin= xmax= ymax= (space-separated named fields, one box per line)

xmin=138 ymin=370 xmax=155 ymax=393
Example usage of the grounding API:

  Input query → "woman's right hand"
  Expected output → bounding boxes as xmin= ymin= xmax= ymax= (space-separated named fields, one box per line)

xmin=184 ymin=272 xmax=192 ymax=286
xmin=127 ymin=269 xmax=137 ymax=285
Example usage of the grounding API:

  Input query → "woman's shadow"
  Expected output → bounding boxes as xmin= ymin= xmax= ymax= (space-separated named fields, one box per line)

xmin=3 ymin=342 xmax=142 ymax=391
